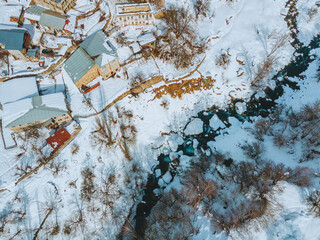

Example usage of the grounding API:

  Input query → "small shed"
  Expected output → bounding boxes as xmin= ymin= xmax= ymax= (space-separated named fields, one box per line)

xmin=46 ymin=127 xmax=71 ymax=150
xmin=137 ymin=32 xmax=156 ymax=48
xmin=39 ymin=10 xmax=67 ymax=31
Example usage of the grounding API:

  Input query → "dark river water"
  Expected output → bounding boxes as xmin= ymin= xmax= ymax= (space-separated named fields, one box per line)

xmin=131 ymin=34 xmax=320 ymax=239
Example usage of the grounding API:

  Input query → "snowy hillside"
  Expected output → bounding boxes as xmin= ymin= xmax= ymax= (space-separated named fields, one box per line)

xmin=0 ymin=0 xmax=320 ymax=239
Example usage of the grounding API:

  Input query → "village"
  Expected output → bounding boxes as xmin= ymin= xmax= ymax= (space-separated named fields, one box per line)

xmin=1 ymin=0 xmax=320 ymax=239
xmin=0 ymin=0 xmax=165 ymax=158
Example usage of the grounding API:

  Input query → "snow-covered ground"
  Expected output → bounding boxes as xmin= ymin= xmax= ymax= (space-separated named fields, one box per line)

xmin=0 ymin=0 xmax=320 ymax=239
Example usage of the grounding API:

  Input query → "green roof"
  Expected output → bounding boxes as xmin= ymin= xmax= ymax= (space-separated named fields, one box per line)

xmin=6 ymin=107 xmax=67 ymax=128
xmin=80 ymin=30 xmax=117 ymax=57
xmin=64 ymin=47 xmax=95 ymax=83
xmin=39 ymin=10 xmax=67 ymax=30
xmin=26 ymin=5 xmax=46 ymax=16
xmin=6 ymin=95 xmax=67 ymax=128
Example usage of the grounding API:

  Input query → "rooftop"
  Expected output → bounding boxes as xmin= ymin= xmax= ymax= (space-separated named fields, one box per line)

xmin=2 ymin=92 xmax=68 ymax=128
xmin=0 ymin=76 xmax=39 ymax=106
xmin=138 ymin=32 xmax=156 ymax=46
xmin=64 ymin=47 xmax=95 ymax=83
xmin=39 ymin=10 xmax=67 ymax=30
xmin=79 ymin=30 xmax=117 ymax=58
xmin=0 ymin=26 xmax=28 ymax=51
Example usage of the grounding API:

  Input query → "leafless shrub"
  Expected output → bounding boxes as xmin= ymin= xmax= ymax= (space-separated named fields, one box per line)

xmin=308 ymin=7 xmax=318 ymax=21
xmin=63 ymin=224 xmax=72 ymax=235
xmin=115 ymin=32 xmax=127 ymax=46
xmin=181 ymin=170 xmax=217 ymax=211
xmin=160 ymin=99 xmax=169 ymax=109
xmin=81 ymin=168 xmax=96 ymax=202
xmin=216 ymin=54 xmax=231 ymax=71
xmin=118 ymin=138 xmax=132 ymax=161
xmin=131 ymin=71 xmax=145 ymax=88
xmin=91 ymin=116 xmax=116 ymax=151
xmin=273 ymin=132 xmax=289 ymax=147
xmin=194 ymin=0 xmax=210 ymax=18
xmin=49 ymin=159 xmax=66 ymax=176
xmin=163 ymin=5 xmax=195 ymax=40
xmin=240 ymin=141 xmax=265 ymax=161
xmin=251 ymin=56 xmax=277 ymax=88
xmin=71 ymin=143 xmax=79 ymax=155
xmin=145 ymin=188 xmax=197 ymax=240
xmin=216 ymin=52 xmax=231 ymax=69
xmin=50 ymin=224 xmax=60 ymax=236
xmin=252 ymin=33 xmax=289 ymax=89
xmin=157 ymin=5 xmax=206 ymax=69
xmin=252 ymin=118 xmax=270 ymax=141
xmin=286 ymin=167 xmax=312 ymax=187
xmin=307 ymin=190 xmax=320 ymax=216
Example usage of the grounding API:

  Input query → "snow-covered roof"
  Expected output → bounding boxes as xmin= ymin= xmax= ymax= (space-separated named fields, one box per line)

xmin=0 ymin=4 xmax=22 ymax=24
xmin=39 ymin=10 xmax=67 ymax=30
xmin=129 ymin=42 xmax=141 ymax=54
xmin=79 ymin=30 xmax=117 ymax=58
xmin=138 ymin=32 xmax=156 ymax=46
xmin=117 ymin=46 xmax=133 ymax=64
xmin=64 ymin=47 xmax=95 ymax=83
xmin=95 ymin=53 xmax=116 ymax=68
xmin=25 ymin=5 xmax=46 ymax=21
xmin=0 ymin=76 xmax=39 ymax=105
xmin=2 ymin=92 xmax=68 ymax=128
xmin=63 ymin=15 xmax=76 ymax=33
xmin=1 ymin=127 xmax=16 ymax=149
xmin=0 ymin=26 xmax=29 ymax=51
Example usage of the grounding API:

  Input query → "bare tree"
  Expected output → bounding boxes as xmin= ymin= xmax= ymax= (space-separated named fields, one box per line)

xmin=194 ymin=0 xmax=210 ymax=18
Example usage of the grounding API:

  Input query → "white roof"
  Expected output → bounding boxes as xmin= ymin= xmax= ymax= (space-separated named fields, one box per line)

xmin=138 ymin=32 xmax=156 ymax=46
xmin=63 ymin=15 xmax=76 ymax=33
xmin=99 ymin=53 xmax=116 ymax=66
xmin=0 ymin=76 xmax=39 ymax=105
xmin=117 ymin=46 xmax=132 ymax=64
xmin=58 ymin=45 xmax=68 ymax=55
xmin=41 ymin=92 xmax=68 ymax=110
xmin=2 ymin=92 xmax=68 ymax=129
xmin=0 ymin=5 xmax=22 ymax=24
xmin=24 ymin=12 xmax=41 ymax=21
xmin=129 ymin=42 xmax=141 ymax=54
xmin=1 ymin=127 xmax=16 ymax=149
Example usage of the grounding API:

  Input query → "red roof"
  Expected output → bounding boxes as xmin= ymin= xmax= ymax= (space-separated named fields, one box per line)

xmin=46 ymin=127 xmax=71 ymax=150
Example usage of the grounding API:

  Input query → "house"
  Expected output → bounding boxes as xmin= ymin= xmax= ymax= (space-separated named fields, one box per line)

xmin=116 ymin=3 xmax=154 ymax=27
xmin=138 ymin=32 xmax=156 ymax=48
xmin=24 ymin=5 xmax=46 ymax=24
xmin=2 ymin=92 xmax=72 ymax=133
xmin=0 ymin=26 xmax=31 ymax=59
xmin=0 ymin=76 xmax=39 ymax=108
xmin=64 ymin=30 xmax=120 ymax=89
xmin=25 ymin=5 xmax=71 ymax=34
xmin=31 ymin=0 xmax=76 ymax=13
xmin=39 ymin=10 xmax=68 ymax=33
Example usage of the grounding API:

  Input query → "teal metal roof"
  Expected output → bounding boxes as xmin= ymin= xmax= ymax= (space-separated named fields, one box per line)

xmin=64 ymin=47 xmax=95 ymax=83
xmin=39 ymin=10 xmax=67 ymax=30
xmin=5 ymin=95 xmax=67 ymax=128
xmin=0 ymin=27 xmax=28 ymax=51
xmin=80 ymin=30 xmax=117 ymax=57
xmin=26 ymin=5 xmax=46 ymax=16
xmin=6 ymin=107 xmax=67 ymax=128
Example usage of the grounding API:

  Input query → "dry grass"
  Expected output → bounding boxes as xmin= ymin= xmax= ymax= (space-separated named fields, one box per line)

xmin=152 ymin=76 xmax=215 ymax=100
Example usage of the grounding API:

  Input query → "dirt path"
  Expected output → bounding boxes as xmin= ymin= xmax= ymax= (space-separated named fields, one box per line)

xmin=75 ymin=56 xmax=206 ymax=119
